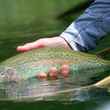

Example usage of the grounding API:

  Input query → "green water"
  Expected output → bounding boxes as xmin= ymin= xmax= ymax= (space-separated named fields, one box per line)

xmin=0 ymin=100 xmax=110 ymax=110
xmin=0 ymin=0 xmax=82 ymax=62
xmin=0 ymin=0 xmax=109 ymax=62
xmin=0 ymin=101 xmax=103 ymax=110
xmin=0 ymin=0 xmax=110 ymax=110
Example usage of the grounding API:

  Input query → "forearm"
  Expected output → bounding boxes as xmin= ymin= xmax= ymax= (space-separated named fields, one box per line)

xmin=60 ymin=0 xmax=110 ymax=51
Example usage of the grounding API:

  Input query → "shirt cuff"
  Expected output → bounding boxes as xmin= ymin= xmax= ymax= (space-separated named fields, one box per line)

xmin=60 ymin=24 xmax=87 ymax=52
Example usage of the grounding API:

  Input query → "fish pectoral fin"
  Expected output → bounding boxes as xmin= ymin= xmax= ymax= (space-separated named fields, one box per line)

xmin=94 ymin=76 xmax=110 ymax=89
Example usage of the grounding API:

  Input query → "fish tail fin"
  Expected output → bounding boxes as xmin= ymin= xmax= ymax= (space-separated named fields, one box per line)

xmin=94 ymin=76 xmax=110 ymax=89
xmin=96 ymin=48 xmax=110 ymax=59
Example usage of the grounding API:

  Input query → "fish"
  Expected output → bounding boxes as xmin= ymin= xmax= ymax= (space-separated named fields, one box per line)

xmin=0 ymin=47 xmax=110 ymax=101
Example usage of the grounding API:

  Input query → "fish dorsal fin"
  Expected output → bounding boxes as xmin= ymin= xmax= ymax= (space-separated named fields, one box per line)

xmin=96 ymin=48 xmax=110 ymax=59
xmin=94 ymin=76 xmax=110 ymax=89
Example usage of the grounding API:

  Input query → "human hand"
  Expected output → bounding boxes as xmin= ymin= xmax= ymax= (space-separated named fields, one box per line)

xmin=17 ymin=36 xmax=71 ymax=52
xmin=17 ymin=36 xmax=71 ymax=80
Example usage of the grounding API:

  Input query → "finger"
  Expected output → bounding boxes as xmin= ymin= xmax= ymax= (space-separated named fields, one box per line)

xmin=36 ymin=72 xmax=47 ymax=80
xmin=48 ymin=67 xmax=58 ymax=80
xmin=60 ymin=64 xmax=70 ymax=78
xmin=17 ymin=45 xmax=31 ymax=52
xmin=17 ymin=41 xmax=45 ymax=52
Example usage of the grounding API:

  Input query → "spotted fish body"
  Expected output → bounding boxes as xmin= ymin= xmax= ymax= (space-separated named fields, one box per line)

xmin=0 ymin=48 xmax=110 ymax=101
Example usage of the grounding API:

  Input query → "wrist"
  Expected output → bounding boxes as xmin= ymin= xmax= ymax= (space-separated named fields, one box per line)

xmin=58 ymin=36 xmax=72 ymax=50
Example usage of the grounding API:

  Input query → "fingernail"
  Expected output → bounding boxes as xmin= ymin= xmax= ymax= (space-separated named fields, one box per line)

xmin=49 ymin=67 xmax=58 ymax=80
xmin=60 ymin=64 xmax=70 ymax=78
xmin=17 ymin=46 xmax=30 ymax=52
xmin=36 ymin=72 xmax=47 ymax=80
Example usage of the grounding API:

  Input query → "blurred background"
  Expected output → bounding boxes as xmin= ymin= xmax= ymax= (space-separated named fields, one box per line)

xmin=0 ymin=0 xmax=110 ymax=110
xmin=0 ymin=0 xmax=110 ymax=62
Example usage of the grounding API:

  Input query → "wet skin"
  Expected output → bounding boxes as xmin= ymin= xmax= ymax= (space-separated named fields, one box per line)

xmin=17 ymin=36 xmax=71 ymax=80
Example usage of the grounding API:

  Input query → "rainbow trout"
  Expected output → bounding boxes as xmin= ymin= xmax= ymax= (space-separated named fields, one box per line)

xmin=0 ymin=48 xmax=110 ymax=101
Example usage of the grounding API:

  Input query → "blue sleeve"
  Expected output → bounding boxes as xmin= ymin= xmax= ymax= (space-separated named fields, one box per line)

xmin=60 ymin=0 xmax=110 ymax=51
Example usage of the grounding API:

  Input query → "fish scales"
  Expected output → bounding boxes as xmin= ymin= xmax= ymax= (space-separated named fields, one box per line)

xmin=0 ymin=48 xmax=110 ymax=83
xmin=0 ymin=48 xmax=110 ymax=101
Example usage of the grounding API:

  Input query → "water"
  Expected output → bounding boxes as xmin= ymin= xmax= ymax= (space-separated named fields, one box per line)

xmin=0 ymin=0 xmax=110 ymax=61
xmin=0 ymin=0 xmax=82 ymax=62
xmin=0 ymin=0 xmax=110 ymax=110
xmin=0 ymin=100 xmax=110 ymax=110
